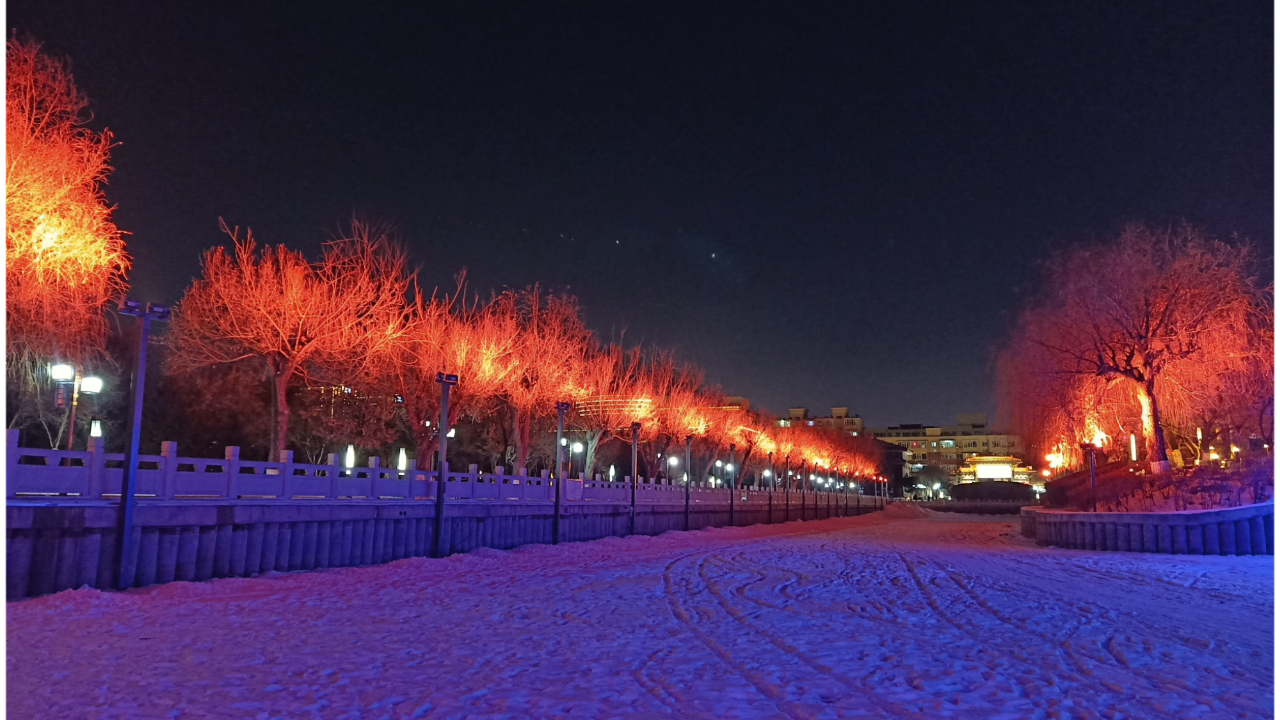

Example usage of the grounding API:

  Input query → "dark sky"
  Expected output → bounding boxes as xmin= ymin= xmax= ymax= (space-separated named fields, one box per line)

xmin=10 ymin=1 xmax=1272 ymax=426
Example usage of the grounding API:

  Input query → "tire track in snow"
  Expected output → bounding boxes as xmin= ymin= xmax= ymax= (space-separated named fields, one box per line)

xmin=693 ymin=549 xmax=910 ymax=718
xmin=660 ymin=549 xmax=809 ymax=718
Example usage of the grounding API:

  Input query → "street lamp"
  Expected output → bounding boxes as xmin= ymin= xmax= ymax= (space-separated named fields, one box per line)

xmin=49 ymin=363 xmax=104 ymax=450
xmin=432 ymin=372 xmax=459 ymax=558
xmin=115 ymin=300 xmax=171 ymax=589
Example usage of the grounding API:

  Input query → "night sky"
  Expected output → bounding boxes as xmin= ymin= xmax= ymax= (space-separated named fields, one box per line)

xmin=9 ymin=1 xmax=1272 ymax=426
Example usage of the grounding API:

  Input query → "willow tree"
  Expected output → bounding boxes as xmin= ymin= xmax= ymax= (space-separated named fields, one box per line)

xmin=6 ymin=38 xmax=129 ymax=393
xmin=168 ymin=221 xmax=410 ymax=461
xmin=999 ymin=225 xmax=1271 ymax=472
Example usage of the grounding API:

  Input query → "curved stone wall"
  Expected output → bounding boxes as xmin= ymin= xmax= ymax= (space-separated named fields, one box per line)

xmin=1022 ymin=502 xmax=1273 ymax=556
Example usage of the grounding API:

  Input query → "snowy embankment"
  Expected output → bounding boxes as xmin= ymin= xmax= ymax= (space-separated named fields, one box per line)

xmin=8 ymin=507 xmax=1272 ymax=719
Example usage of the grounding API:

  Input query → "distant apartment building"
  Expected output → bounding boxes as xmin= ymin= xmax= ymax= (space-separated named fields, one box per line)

xmin=866 ymin=414 xmax=1024 ymax=477
xmin=776 ymin=407 xmax=865 ymax=436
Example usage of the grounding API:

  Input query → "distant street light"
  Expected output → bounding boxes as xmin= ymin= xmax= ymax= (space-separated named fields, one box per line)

xmin=667 ymin=455 xmax=680 ymax=467
xmin=572 ymin=441 xmax=584 ymax=453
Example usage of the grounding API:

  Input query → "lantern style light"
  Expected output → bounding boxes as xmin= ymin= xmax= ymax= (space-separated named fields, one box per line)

xmin=397 ymin=448 xmax=408 ymax=471
xmin=50 ymin=363 xmax=75 ymax=382
xmin=345 ymin=445 xmax=356 ymax=468
xmin=90 ymin=420 xmax=103 ymax=438
xmin=667 ymin=455 xmax=680 ymax=467
xmin=80 ymin=376 xmax=104 ymax=394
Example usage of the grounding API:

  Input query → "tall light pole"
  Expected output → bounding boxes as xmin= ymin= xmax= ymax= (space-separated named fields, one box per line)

xmin=1081 ymin=443 xmax=1098 ymax=512
xmin=767 ymin=451 xmax=775 ymax=524
xmin=800 ymin=459 xmax=808 ymax=521
xmin=431 ymin=372 xmax=459 ymax=558
xmin=783 ymin=453 xmax=791 ymax=522
xmin=553 ymin=401 xmax=570 ymax=545
xmin=728 ymin=443 xmax=736 ymax=527
xmin=682 ymin=435 xmax=693 ymax=530
xmin=115 ymin=301 xmax=170 ymax=590
xmin=630 ymin=422 xmax=640 ymax=535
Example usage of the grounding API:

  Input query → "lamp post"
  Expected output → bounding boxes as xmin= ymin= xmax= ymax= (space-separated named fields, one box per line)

xmin=49 ymin=364 xmax=103 ymax=451
xmin=684 ymin=435 xmax=692 ymax=531
xmin=800 ymin=460 xmax=808 ymax=521
xmin=630 ymin=422 xmax=640 ymax=535
xmin=1081 ymin=442 xmax=1098 ymax=512
xmin=728 ymin=444 xmax=736 ymax=527
xmin=553 ymin=402 xmax=570 ymax=545
xmin=115 ymin=301 xmax=170 ymax=590
xmin=766 ymin=451 xmax=775 ymax=525
xmin=783 ymin=453 xmax=791 ymax=522
xmin=431 ymin=372 xmax=459 ymax=558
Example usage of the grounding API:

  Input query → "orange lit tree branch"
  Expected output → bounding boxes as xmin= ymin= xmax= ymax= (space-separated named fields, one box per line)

xmin=6 ymin=38 xmax=129 ymax=390
xmin=168 ymin=220 xmax=411 ymax=461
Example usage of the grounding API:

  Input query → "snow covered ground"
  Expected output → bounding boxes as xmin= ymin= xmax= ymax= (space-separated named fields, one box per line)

xmin=8 ymin=507 xmax=1273 ymax=719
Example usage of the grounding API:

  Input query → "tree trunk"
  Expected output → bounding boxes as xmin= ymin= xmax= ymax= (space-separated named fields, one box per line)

xmin=583 ymin=429 xmax=603 ymax=480
xmin=1138 ymin=378 xmax=1171 ymax=473
xmin=512 ymin=405 xmax=530 ymax=471
xmin=270 ymin=370 xmax=290 ymax=463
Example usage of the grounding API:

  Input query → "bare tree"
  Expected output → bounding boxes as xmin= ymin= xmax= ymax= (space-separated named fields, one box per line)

xmin=168 ymin=220 xmax=411 ymax=461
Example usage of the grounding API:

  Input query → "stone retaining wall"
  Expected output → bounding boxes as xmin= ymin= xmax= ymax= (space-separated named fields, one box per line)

xmin=1021 ymin=502 xmax=1273 ymax=556
xmin=7 ymin=494 xmax=874 ymax=601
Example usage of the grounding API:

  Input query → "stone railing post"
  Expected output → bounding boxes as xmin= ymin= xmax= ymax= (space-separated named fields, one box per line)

xmin=280 ymin=450 xmax=295 ymax=499
xmin=224 ymin=446 xmax=241 ymax=500
xmin=368 ymin=456 xmax=381 ymax=499
xmin=327 ymin=453 xmax=340 ymax=499
xmin=468 ymin=463 xmax=480 ymax=499
xmin=161 ymin=441 xmax=179 ymax=500
xmin=87 ymin=436 xmax=108 ymax=499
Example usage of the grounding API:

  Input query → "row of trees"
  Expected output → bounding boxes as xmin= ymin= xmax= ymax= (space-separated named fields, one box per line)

xmin=165 ymin=222 xmax=883 ymax=483
xmin=5 ymin=39 xmax=883 ymax=487
xmin=998 ymin=225 xmax=1273 ymax=474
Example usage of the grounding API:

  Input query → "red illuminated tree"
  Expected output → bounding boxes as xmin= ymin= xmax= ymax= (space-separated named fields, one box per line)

xmin=999 ymin=225 xmax=1272 ymax=472
xmin=492 ymin=287 xmax=592 ymax=470
xmin=6 ymin=38 xmax=129 ymax=388
xmin=168 ymin=220 xmax=411 ymax=461
xmin=386 ymin=280 xmax=519 ymax=467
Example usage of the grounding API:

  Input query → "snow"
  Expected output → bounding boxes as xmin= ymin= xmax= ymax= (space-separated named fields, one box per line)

xmin=8 ymin=511 xmax=1273 ymax=719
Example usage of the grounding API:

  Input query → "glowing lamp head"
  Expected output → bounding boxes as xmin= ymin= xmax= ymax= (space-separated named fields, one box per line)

xmin=446 ymin=428 xmax=456 ymax=438
xmin=397 ymin=448 xmax=408 ymax=471
xmin=725 ymin=464 xmax=734 ymax=472
xmin=560 ymin=437 xmax=567 ymax=446
xmin=667 ymin=456 xmax=680 ymax=467
xmin=715 ymin=460 xmax=723 ymax=467
xmin=571 ymin=442 xmax=584 ymax=453
xmin=345 ymin=445 xmax=356 ymax=468
xmin=1041 ymin=469 xmax=1051 ymax=478
xmin=80 ymin=376 xmax=104 ymax=394
xmin=932 ymin=483 xmax=941 ymax=490
xmin=90 ymin=420 xmax=103 ymax=438
xmin=50 ymin=363 xmax=74 ymax=382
